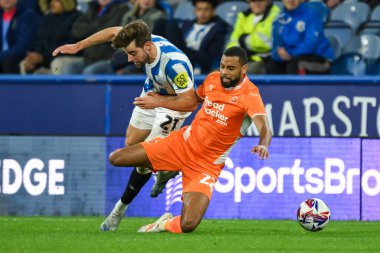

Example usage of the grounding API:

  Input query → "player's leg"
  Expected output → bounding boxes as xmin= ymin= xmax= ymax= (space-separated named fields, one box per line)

xmin=100 ymin=143 xmax=153 ymax=231
xmin=100 ymin=107 xmax=155 ymax=231
xmin=137 ymin=191 xmax=209 ymax=233
xmin=138 ymin=168 xmax=215 ymax=233
xmin=108 ymin=144 xmax=152 ymax=167
xmin=122 ymin=124 xmax=153 ymax=207
xmin=150 ymin=109 xmax=188 ymax=197
xmin=177 ymin=192 xmax=210 ymax=232
xmin=125 ymin=124 xmax=151 ymax=146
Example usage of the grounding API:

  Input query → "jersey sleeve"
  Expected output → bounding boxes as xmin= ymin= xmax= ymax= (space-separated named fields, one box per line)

xmin=245 ymin=91 xmax=267 ymax=118
xmin=196 ymin=84 xmax=205 ymax=99
xmin=165 ymin=60 xmax=194 ymax=94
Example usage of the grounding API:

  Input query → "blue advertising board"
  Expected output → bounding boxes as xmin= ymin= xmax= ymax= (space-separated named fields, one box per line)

xmin=362 ymin=139 xmax=380 ymax=220
xmin=106 ymin=136 xmax=377 ymax=221
xmin=0 ymin=136 xmax=106 ymax=215
xmin=1 ymin=135 xmax=379 ymax=220
xmin=0 ymin=76 xmax=379 ymax=137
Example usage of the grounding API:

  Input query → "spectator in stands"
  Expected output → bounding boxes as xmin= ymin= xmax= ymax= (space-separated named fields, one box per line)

xmin=325 ymin=0 xmax=343 ymax=10
xmin=122 ymin=0 xmax=167 ymax=30
xmin=166 ymin=0 xmax=183 ymax=9
xmin=80 ymin=0 xmax=168 ymax=75
xmin=153 ymin=0 xmax=228 ymax=74
xmin=20 ymin=0 xmax=80 ymax=74
xmin=58 ymin=0 xmax=129 ymax=74
xmin=0 ymin=0 xmax=40 ymax=73
xmin=20 ymin=0 xmax=41 ymax=13
xmin=266 ymin=0 xmax=334 ymax=74
xmin=226 ymin=0 xmax=280 ymax=74
xmin=108 ymin=0 xmax=168 ymax=74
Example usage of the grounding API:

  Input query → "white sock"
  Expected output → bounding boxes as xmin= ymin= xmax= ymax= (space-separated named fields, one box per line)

xmin=113 ymin=199 xmax=128 ymax=214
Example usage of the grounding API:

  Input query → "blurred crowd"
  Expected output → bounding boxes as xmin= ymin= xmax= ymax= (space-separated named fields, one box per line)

xmin=0 ymin=0 xmax=379 ymax=75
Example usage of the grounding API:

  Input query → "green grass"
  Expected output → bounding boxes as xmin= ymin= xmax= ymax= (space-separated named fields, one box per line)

xmin=0 ymin=217 xmax=379 ymax=253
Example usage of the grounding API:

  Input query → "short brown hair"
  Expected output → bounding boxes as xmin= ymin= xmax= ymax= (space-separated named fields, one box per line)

xmin=112 ymin=20 xmax=152 ymax=49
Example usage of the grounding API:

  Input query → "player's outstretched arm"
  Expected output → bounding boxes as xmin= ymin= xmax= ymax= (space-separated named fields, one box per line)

xmin=52 ymin=26 xmax=122 ymax=56
xmin=251 ymin=115 xmax=272 ymax=160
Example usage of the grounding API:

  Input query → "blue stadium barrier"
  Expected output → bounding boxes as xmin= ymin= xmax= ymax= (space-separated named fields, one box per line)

xmin=0 ymin=75 xmax=380 ymax=137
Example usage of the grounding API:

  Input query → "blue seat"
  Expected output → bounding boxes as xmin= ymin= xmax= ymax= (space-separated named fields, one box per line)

xmin=331 ymin=53 xmax=367 ymax=75
xmin=77 ymin=1 xmax=89 ymax=12
xmin=273 ymin=1 xmax=284 ymax=10
xmin=307 ymin=1 xmax=329 ymax=23
xmin=358 ymin=4 xmax=380 ymax=36
xmin=326 ymin=35 xmax=342 ymax=58
xmin=370 ymin=4 xmax=380 ymax=21
xmin=174 ymin=1 xmax=195 ymax=21
xmin=359 ymin=21 xmax=380 ymax=36
xmin=215 ymin=1 xmax=249 ymax=27
xmin=159 ymin=0 xmax=174 ymax=20
xmin=330 ymin=2 xmax=370 ymax=31
xmin=343 ymin=34 xmax=380 ymax=60
xmin=325 ymin=22 xmax=354 ymax=46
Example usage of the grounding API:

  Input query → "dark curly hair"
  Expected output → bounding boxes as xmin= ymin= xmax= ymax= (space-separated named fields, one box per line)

xmin=112 ymin=20 xmax=152 ymax=49
xmin=224 ymin=46 xmax=248 ymax=65
xmin=191 ymin=0 xmax=219 ymax=8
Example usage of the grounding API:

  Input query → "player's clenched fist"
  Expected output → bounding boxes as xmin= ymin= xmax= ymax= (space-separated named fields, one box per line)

xmin=251 ymin=145 xmax=269 ymax=160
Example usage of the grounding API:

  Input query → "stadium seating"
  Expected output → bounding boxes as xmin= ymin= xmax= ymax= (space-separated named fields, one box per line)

xmin=359 ymin=22 xmax=380 ymax=36
xmin=331 ymin=53 xmax=367 ymax=75
xmin=215 ymin=1 xmax=249 ymax=27
xmin=343 ymin=34 xmax=380 ymax=60
xmin=159 ymin=0 xmax=174 ymax=20
xmin=370 ymin=4 xmax=380 ymax=21
xmin=325 ymin=22 xmax=354 ymax=46
xmin=326 ymin=35 xmax=342 ymax=58
xmin=346 ymin=34 xmax=380 ymax=75
xmin=359 ymin=4 xmax=380 ymax=36
xmin=173 ymin=1 xmax=195 ymax=20
xmin=329 ymin=2 xmax=370 ymax=31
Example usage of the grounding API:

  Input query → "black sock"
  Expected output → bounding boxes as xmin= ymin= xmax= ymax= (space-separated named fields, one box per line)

xmin=121 ymin=168 xmax=152 ymax=205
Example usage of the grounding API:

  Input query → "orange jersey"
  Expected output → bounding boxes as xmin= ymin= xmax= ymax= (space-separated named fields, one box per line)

xmin=184 ymin=71 xmax=266 ymax=165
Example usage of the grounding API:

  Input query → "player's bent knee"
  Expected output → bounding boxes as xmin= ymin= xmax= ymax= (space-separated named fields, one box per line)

xmin=125 ymin=138 xmax=134 ymax=147
xmin=109 ymin=149 xmax=124 ymax=166
xmin=180 ymin=218 xmax=199 ymax=233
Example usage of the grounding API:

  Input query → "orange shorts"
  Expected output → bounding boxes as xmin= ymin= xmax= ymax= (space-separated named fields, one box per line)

xmin=142 ymin=127 xmax=223 ymax=200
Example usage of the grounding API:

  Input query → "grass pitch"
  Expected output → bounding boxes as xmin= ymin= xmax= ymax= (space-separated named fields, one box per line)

xmin=1 ymin=217 xmax=379 ymax=253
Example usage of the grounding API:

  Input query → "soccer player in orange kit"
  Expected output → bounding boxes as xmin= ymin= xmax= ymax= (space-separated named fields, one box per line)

xmin=110 ymin=46 xmax=272 ymax=233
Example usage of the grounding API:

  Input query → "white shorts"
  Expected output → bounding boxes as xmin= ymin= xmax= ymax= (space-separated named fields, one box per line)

xmin=129 ymin=106 xmax=191 ymax=141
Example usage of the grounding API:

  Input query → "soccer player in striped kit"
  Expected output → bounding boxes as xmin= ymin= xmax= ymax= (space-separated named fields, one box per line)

xmin=53 ymin=20 xmax=198 ymax=231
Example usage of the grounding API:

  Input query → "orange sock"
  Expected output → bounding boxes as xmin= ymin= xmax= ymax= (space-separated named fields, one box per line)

xmin=164 ymin=216 xmax=182 ymax=234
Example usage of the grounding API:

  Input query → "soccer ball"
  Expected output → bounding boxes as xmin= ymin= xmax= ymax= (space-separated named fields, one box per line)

xmin=297 ymin=198 xmax=330 ymax=232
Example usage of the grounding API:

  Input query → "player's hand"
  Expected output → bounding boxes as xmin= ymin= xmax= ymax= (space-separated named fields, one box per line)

xmin=251 ymin=145 xmax=269 ymax=160
xmin=26 ymin=51 xmax=43 ymax=64
xmin=52 ymin=43 xmax=82 ymax=56
xmin=133 ymin=92 xmax=162 ymax=109
xmin=277 ymin=47 xmax=291 ymax=61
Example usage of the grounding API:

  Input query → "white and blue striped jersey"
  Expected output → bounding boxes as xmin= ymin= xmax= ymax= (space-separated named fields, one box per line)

xmin=142 ymin=35 xmax=194 ymax=96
